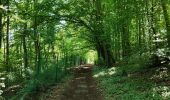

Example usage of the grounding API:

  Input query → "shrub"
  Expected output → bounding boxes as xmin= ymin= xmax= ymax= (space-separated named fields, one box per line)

xmin=149 ymin=48 xmax=170 ymax=68
xmin=11 ymin=65 xmax=67 ymax=100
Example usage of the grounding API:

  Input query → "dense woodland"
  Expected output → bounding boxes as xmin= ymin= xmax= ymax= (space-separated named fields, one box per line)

xmin=0 ymin=0 xmax=170 ymax=99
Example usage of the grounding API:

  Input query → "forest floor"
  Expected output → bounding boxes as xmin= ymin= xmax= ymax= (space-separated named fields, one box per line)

xmin=42 ymin=64 xmax=104 ymax=100
xmin=94 ymin=65 xmax=170 ymax=99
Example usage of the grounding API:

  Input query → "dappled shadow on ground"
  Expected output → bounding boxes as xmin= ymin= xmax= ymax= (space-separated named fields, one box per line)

xmin=45 ymin=64 xmax=103 ymax=100
xmin=61 ymin=64 xmax=103 ymax=100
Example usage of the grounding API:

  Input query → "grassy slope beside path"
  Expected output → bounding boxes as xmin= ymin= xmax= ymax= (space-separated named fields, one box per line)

xmin=93 ymin=65 xmax=170 ymax=100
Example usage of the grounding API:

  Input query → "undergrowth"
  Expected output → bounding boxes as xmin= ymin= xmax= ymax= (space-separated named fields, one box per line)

xmin=10 ymin=65 xmax=70 ymax=100
xmin=94 ymin=52 xmax=170 ymax=100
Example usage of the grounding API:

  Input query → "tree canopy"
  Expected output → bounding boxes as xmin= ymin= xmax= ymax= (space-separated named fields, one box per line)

xmin=0 ymin=0 xmax=170 ymax=99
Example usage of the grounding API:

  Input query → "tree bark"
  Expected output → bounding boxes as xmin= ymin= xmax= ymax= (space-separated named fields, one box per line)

xmin=161 ymin=0 xmax=170 ymax=48
xmin=34 ymin=0 xmax=41 ymax=75
xmin=122 ymin=25 xmax=131 ymax=58
xmin=96 ymin=37 xmax=115 ymax=67
xmin=0 ymin=0 xmax=2 ymax=48
xmin=6 ymin=0 xmax=10 ymax=72
xmin=22 ymin=24 xmax=28 ymax=68
xmin=94 ymin=0 xmax=115 ymax=67
xmin=120 ymin=0 xmax=131 ymax=58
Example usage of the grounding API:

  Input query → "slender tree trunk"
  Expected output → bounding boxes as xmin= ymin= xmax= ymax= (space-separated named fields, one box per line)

xmin=55 ymin=54 xmax=59 ymax=81
xmin=151 ymin=0 xmax=158 ymax=49
xmin=0 ymin=0 xmax=2 ymax=48
xmin=146 ymin=0 xmax=153 ymax=52
xmin=121 ymin=24 xmax=131 ymax=58
xmin=138 ymin=19 xmax=142 ymax=50
xmin=121 ymin=0 xmax=131 ymax=58
xmin=22 ymin=24 xmax=28 ymax=68
xmin=161 ymin=0 xmax=170 ymax=48
xmin=34 ymin=0 xmax=41 ymax=75
xmin=6 ymin=0 xmax=10 ymax=72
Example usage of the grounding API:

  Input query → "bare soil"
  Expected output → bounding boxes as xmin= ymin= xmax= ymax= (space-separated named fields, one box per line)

xmin=45 ymin=64 xmax=104 ymax=100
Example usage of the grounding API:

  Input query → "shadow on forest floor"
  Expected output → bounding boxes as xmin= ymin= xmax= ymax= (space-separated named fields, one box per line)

xmin=42 ymin=64 xmax=104 ymax=100
xmin=94 ymin=65 xmax=170 ymax=100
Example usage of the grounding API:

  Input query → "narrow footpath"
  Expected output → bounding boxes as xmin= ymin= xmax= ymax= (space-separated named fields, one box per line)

xmin=45 ymin=64 xmax=104 ymax=100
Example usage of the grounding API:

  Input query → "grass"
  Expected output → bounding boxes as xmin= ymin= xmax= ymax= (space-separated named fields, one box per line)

xmin=93 ymin=64 xmax=170 ymax=100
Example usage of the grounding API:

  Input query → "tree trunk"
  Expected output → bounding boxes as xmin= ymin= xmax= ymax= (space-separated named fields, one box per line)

xmin=0 ymin=0 xmax=2 ymax=48
xmin=94 ymin=0 xmax=115 ymax=67
xmin=151 ymin=0 xmax=158 ymax=49
xmin=161 ymin=0 xmax=170 ymax=48
xmin=6 ymin=0 xmax=10 ymax=72
xmin=34 ymin=0 xmax=41 ymax=75
xmin=121 ymin=0 xmax=131 ymax=59
xmin=96 ymin=39 xmax=115 ymax=67
xmin=122 ymin=24 xmax=131 ymax=58
xmin=22 ymin=24 xmax=28 ymax=69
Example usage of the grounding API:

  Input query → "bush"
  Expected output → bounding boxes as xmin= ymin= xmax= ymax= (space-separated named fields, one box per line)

xmin=149 ymin=48 xmax=170 ymax=68
xmin=11 ymin=65 xmax=67 ymax=100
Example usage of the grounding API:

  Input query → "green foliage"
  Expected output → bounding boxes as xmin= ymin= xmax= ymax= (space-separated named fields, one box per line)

xmin=0 ymin=76 xmax=5 ymax=100
xmin=0 ymin=0 xmax=170 ymax=99
xmin=94 ymin=66 xmax=169 ymax=100
xmin=94 ymin=50 xmax=170 ymax=99
xmin=116 ymin=52 xmax=151 ymax=74
xmin=12 ymin=63 xmax=67 ymax=100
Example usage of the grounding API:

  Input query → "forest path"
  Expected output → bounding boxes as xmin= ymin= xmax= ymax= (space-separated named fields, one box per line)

xmin=45 ymin=64 xmax=104 ymax=100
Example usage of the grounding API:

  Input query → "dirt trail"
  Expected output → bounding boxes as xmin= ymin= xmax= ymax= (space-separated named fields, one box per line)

xmin=45 ymin=64 xmax=104 ymax=100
